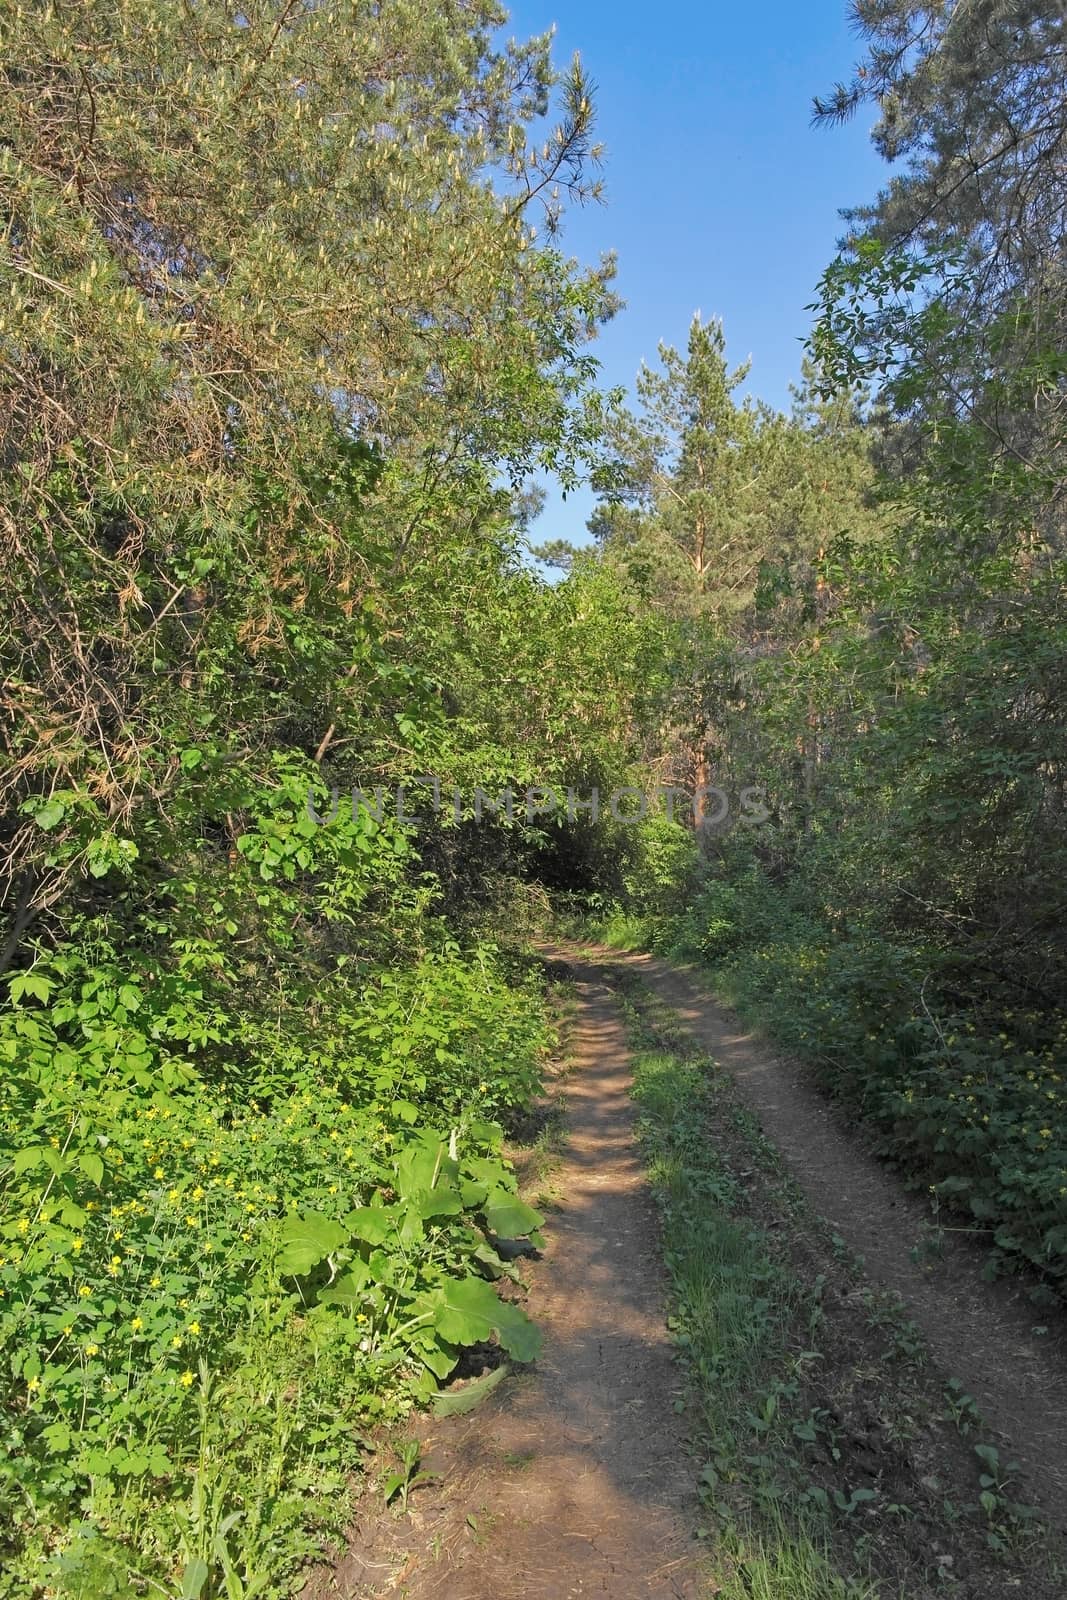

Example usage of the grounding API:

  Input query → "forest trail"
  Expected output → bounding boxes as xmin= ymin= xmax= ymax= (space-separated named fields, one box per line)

xmin=315 ymin=960 xmax=705 ymax=1599
xmin=592 ymin=943 xmax=1067 ymax=1536
xmin=314 ymin=940 xmax=1067 ymax=1600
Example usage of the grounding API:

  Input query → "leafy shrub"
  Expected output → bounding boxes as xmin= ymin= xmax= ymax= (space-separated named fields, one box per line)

xmin=660 ymin=851 xmax=1067 ymax=1300
xmin=0 ymin=941 xmax=550 ymax=1597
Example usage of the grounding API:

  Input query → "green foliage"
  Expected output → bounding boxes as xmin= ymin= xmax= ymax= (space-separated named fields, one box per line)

xmin=600 ymin=73 xmax=1067 ymax=1303
xmin=652 ymin=841 xmax=1067 ymax=1300
xmin=620 ymin=981 xmax=880 ymax=1599
xmin=0 ymin=940 xmax=549 ymax=1595
xmin=380 ymin=1439 xmax=435 ymax=1512
xmin=0 ymin=2 xmax=649 ymax=1590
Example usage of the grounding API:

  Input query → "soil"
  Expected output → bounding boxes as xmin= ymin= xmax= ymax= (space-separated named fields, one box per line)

xmin=310 ymin=942 xmax=1067 ymax=1599
xmin=308 ymin=962 xmax=705 ymax=1599
xmin=598 ymin=944 xmax=1067 ymax=1539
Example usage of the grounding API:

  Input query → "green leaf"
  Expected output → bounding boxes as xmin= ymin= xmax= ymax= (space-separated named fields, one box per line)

xmin=42 ymin=1421 xmax=72 ymax=1454
xmin=394 ymin=1132 xmax=458 ymax=1201
xmin=416 ymin=1336 xmax=460 ymax=1380
xmin=380 ymin=1470 xmax=407 ymax=1505
xmin=34 ymin=799 xmax=66 ymax=831
xmin=80 ymin=1151 xmax=104 ymax=1187
xmin=491 ymin=1299 xmax=541 ymax=1364
xmin=428 ymin=1276 xmax=541 ymax=1363
xmin=345 ymin=1205 xmax=394 ymax=1245
xmin=471 ymin=1237 xmax=508 ymax=1279
xmin=483 ymin=1187 xmax=543 ymax=1239
xmin=180 ymin=1557 xmax=210 ymax=1599
xmin=318 ymin=1261 xmax=371 ymax=1306
xmin=9 ymin=971 xmax=54 ymax=1005
xmin=418 ymin=1187 xmax=463 ymax=1221
xmin=278 ymin=1212 xmax=348 ymax=1275
xmin=13 ymin=1145 xmax=46 ymax=1176
xmin=431 ymin=1362 xmax=509 ymax=1416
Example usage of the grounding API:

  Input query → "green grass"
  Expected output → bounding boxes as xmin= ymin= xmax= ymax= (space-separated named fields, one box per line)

xmin=715 ymin=1516 xmax=881 ymax=1600
xmin=620 ymin=984 xmax=882 ymax=1600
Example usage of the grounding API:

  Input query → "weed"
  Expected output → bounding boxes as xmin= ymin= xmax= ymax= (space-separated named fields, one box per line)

xmin=617 ymin=980 xmax=880 ymax=1598
xmin=381 ymin=1440 xmax=437 ymax=1513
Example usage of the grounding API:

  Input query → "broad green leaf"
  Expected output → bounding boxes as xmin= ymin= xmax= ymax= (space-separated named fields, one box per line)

xmin=318 ymin=1261 xmax=371 ymax=1306
xmin=418 ymin=1187 xmax=463 ymax=1220
xmin=278 ymin=1212 xmax=348 ymax=1275
xmin=460 ymin=1178 xmax=488 ymax=1208
xmin=399 ymin=1206 xmax=425 ymax=1247
xmin=432 ymin=1362 xmax=509 ymax=1416
xmin=394 ymin=1132 xmax=458 ymax=1201
xmin=493 ymin=1298 xmax=542 ymax=1364
xmin=80 ymin=1151 xmax=104 ymax=1187
xmin=467 ymin=1120 xmax=504 ymax=1147
xmin=471 ymin=1237 xmax=508 ymax=1280
xmin=9 ymin=971 xmax=54 ymax=1005
xmin=380 ymin=1470 xmax=407 ymax=1505
xmin=42 ymin=1421 xmax=72 ymax=1454
xmin=416 ymin=1335 xmax=460 ymax=1380
xmin=180 ymin=1557 xmax=210 ymax=1599
xmin=466 ymin=1155 xmax=511 ymax=1188
xmin=428 ymin=1275 xmax=541 ymax=1363
xmin=34 ymin=799 xmax=66 ymax=831
xmin=483 ymin=1187 xmax=543 ymax=1240
xmin=345 ymin=1205 xmax=394 ymax=1245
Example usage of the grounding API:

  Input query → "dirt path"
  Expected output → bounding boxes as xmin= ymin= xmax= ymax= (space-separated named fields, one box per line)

xmin=317 ymin=963 xmax=704 ymax=1599
xmin=315 ymin=941 xmax=1067 ymax=1598
xmin=594 ymin=944 xmax=1067 ymax=1535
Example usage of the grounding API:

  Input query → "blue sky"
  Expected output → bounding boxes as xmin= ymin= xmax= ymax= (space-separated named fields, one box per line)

xmin=505 ymin=0 xmax=888 ymax=548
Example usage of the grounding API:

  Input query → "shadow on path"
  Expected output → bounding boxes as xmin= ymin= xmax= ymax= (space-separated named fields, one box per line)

xmin=313 ymin=962 xmax=705 ymax=1599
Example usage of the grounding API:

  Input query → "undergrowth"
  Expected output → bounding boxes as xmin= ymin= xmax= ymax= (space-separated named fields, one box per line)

xmin=616 ymin=967 xmax=1060 ymax=1598
xmin=589 ymin=835 xmax=1067 ymax=1304
xmin=617 ymin=974 xmax=882 ymax=1600
xmin=0 ymin=942 xmax=553 ymax=1599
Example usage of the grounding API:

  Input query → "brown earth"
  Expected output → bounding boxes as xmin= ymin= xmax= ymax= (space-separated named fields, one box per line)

xmin=311 ymin=941 xmax=1067 ymax=1599
xmin=597 ymin=943 xmax=1067 ymax=1538
xmin=309 ymin=961 xmax=706 ymax=1599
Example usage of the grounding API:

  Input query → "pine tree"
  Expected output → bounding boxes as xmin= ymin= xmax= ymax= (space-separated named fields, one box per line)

xmin=593 ymin=315 xmax=772 ymax=617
